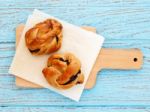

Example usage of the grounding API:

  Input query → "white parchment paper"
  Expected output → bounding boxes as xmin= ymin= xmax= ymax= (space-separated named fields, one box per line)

xmin=9 ymin=9 xmax=104 ymax=101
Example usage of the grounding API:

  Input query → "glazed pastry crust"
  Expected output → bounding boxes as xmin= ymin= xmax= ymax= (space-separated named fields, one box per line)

xmin=25 ymin=19 xmax=63 ymax=55
xmin=42 ymin=53 xmax=84 ymax=89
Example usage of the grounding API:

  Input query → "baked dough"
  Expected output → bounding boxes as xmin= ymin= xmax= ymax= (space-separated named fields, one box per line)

xmin=25 ymin=19 xmax=63 ymax=55
xmin=42 ymin=53 xmax=84 ymax=89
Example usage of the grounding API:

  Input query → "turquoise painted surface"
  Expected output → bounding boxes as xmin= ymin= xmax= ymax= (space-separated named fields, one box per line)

xmin=0 ymin=0 xmax=150 ymax=111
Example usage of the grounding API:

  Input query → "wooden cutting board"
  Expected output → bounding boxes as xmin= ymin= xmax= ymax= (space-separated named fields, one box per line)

xmin=15 ymin=24 xmax=143 ymax=89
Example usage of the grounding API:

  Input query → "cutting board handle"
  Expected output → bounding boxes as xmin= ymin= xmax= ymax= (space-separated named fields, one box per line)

xmin=85 ymin=48 xmax=143 ymax=89
xmin=98 ymin=48 xmax=142 ymax=69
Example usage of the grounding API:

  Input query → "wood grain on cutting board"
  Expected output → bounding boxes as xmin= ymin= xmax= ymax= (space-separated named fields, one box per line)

xmin=15 ymin=24 xmax=143 ymax=89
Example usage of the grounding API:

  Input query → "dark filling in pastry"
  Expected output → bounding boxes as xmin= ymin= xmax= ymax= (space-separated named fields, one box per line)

xmin=29 ymin=49 xmax=40 ymax=53
xmin=56 ymin=35 xmax=59 ymax=43
xmin=56 ymin=58 xmax=70 ymax=65
xmin=62 ymin=70 xmax=81 ymax=85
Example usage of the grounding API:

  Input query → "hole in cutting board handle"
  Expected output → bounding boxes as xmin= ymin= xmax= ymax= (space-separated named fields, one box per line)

xmin=133 ymin=57 xmax=138 ymax=62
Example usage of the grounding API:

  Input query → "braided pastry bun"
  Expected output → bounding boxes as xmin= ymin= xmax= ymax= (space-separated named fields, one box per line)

xmin=42 ymin=53 xmax=84 ymax=89
xmin=25 ymin=19 xmax=63 ymax=55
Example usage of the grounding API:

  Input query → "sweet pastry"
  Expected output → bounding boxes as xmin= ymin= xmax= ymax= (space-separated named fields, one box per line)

xmin=25 ymin=19 xmax=63 ymax=55
xmin=42 ymin=53 xmax=84 ymax=89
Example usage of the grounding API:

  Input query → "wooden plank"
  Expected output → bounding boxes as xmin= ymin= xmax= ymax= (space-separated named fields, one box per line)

xmin=0 ymin=107 xmax=150 ymax=112
xmin=0 ymin=7 xmax=150 ymax=42
xmin=0 ymin=0 xmax=150 ymax=7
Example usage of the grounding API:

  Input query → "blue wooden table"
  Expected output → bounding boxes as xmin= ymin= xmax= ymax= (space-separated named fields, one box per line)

xmin=0 ymin=0 xmax=150 ymax=111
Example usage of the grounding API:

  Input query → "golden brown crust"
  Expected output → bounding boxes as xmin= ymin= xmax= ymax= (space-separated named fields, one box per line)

xmin=25 ymin=19 xmax=63 ymax=55
xmin=42 ymin=53 xmax=84 ymax=89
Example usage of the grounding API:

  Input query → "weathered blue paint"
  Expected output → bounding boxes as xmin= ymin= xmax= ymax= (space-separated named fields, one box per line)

xmin=0 ymin=0 xmax=150 ymax=111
